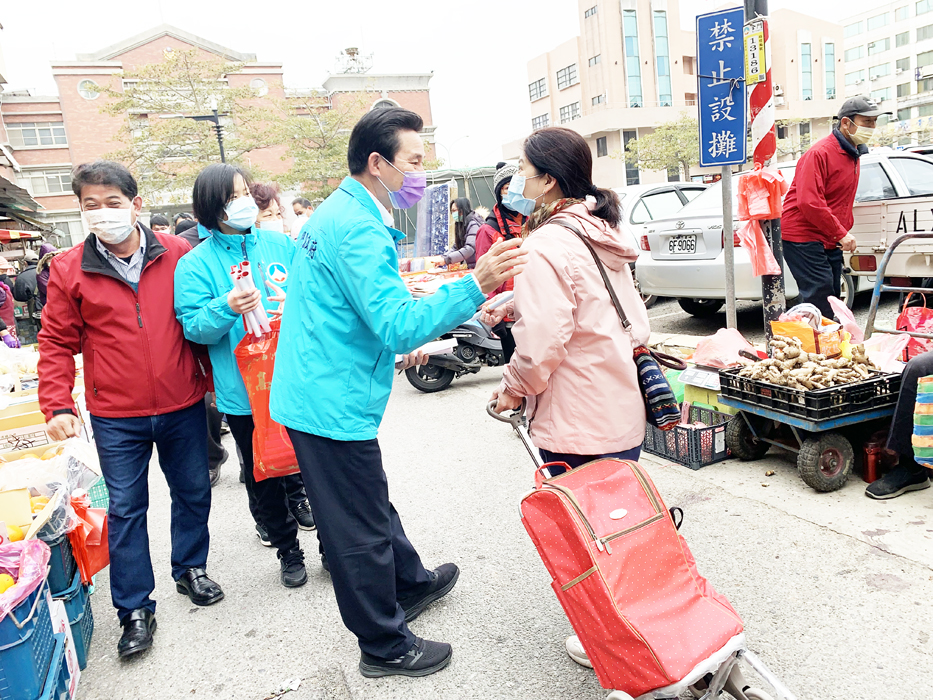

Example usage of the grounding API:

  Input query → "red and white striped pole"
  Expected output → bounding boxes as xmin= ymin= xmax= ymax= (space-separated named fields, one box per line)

xmin=745 ymin=0 xmax=786 ymax=345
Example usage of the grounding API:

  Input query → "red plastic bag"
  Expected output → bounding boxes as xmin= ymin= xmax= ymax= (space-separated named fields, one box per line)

xmin=0 ymin=539 xmax=50 ymax=621
xmin=896 ymin=293 xmax=933 ymax=360
xmin=736 ymin=165 xmax=788 ymax=277
xmin=736 ymin=220 xmax=781 ymax=276
xmin=69 ymin=492 xmax=108 ymax=585
xmin=233 ymin=319 xmax=299 ymax=481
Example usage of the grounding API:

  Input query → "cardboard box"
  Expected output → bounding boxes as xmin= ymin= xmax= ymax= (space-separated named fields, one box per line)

xmin=0 ymin=386 xmax=87 ymax=454
xmin=680 ymin=368 xmax=738 ymax=415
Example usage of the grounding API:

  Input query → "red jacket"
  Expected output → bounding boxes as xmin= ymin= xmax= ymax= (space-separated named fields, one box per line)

xmin=38 ymin=225 xmax=208 ymax=421
xmin=781 ymin=130 xmax=861 ymax=249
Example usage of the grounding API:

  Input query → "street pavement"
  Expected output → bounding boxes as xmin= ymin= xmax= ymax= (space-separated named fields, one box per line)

xmin=76 ymin=297 xmax=932 ymax=700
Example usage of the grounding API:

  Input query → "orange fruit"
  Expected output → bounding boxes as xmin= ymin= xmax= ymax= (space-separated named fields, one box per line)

xmin=30 ymin=496 xmax=50 ymax=513
xmin=41 ymin=446 xmax=62 ymax=460
xmin=19 ymin=454 xmax=39 ymax=461
xmin=0 ymin=574 xmax=15 ymax=593
xmin=6 ymin=524 xmax=24 ymax=542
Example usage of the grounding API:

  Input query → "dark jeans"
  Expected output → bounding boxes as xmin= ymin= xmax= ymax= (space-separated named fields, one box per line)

xmin=90 ymin=400 xmax=211 ymax=621
xmin=539 ymin=446 xmax=643 ymax=473
xmin=782 ymin=240 xmax=843 ymax=319
xmin=206 ymin=393 xmax=226 ymax=470
xmin=887 ymin=352 xmax=933 ymax=463
xmin=287 ymin=429 xmax=433 ymax=660
xmin=226 ymin=414 xmax=300 ymax=557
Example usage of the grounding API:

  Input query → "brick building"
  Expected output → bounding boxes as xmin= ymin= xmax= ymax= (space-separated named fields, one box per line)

xmin=0 ymin=25 xmax=436 ymax=245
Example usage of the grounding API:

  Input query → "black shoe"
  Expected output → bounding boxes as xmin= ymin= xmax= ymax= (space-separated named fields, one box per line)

xmin=278 ymin=547 xmax=308 ymax=588
xmin=399 ymin=563 xmax=460 ymax=623
xmin=321 ymin=555 xmax=330 ymax=573
xmin=175 ymin=567 xmax=224 ymax=606
xmin=866 ymin=463 xmax=931 ymax=500
xmin=359 ymin=637 xmax=452 ymax=678
xmin=291 ymin=500 xmax=316 ymax=531
xmin=118 ymin=608 xmax=156 ymax=659
xmin=208 ymin=449 xmax=228 ymax=487
xmin=256 ymin=523 xmax=272 ymax=547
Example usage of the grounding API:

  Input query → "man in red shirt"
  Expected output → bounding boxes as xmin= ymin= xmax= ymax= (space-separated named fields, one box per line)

xmin=39 ymin=161 xmax=223 ymax=660
xmin=781 ymin=96 xmax=891 ymax=317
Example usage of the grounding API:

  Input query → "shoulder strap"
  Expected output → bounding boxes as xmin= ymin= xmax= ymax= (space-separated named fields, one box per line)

xmin=550 ymin=218 xmax=631 ymax=331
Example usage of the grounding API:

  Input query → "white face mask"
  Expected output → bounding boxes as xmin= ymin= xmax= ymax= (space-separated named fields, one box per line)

xmin=848 ymin=123 xmax=875 ymax=146
xmin=83 ymin=207 xmax=135 ymax=245
xmin=258 ymin=219 xmax=284 ymax=234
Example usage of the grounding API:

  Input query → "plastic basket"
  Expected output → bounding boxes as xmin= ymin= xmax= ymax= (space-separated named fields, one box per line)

xmin=42 ymin=535 xmax=77 ymax=597
xmin=56 ymin=569 xmax=93 ymax=670
xmin=643 ymin=405 xmax=733 ymax=470
xmin=39 ymin=633 xmax=67 ymax=700
xmin=88 ymin=476 xmax=109 ymax=512
xmin=0 ymin=578 xmax=56 ymax=700
xmin=718 ymin=368 xmax=902 ymax=421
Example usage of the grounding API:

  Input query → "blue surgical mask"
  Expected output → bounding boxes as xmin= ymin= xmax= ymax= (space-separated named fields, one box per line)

xmin=224 ymin=195 xmax=259 ymax=231
xmin=452 ymin=212 xmax=461 ymax=222
xmin=258 ymin=219 xmax=284 ymax=234
xmin=500 ymin=174 xmax=543 ymax=217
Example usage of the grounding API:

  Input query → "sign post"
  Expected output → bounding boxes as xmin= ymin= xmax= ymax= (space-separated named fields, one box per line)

xmin=697 ymin=7 xmax=746 ymax=330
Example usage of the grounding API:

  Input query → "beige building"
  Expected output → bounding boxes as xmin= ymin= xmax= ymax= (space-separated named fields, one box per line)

xmin=504 ymin=1 xmax=845 ymax=186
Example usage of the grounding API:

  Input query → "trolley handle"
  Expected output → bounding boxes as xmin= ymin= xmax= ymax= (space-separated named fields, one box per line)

xmin=486 ymin=399 xmax=527 ymax=427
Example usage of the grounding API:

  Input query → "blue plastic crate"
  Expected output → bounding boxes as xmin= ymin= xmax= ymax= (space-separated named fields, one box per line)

xmin=0 ymin=578 xmax=56 ymax=700
xmin=88 ymin=476 xmax=109 ymax=512
xmin=44 ymin=535 xmax=77 ymax=597
xmin=39 ymin=633 xmax=68 ymax=700
xmin=56 ymin=569 xmax=93 ymax=670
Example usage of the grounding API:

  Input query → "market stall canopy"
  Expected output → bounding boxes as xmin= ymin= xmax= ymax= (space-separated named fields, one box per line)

xmin=0 ymin=229 xmax=43 ymax=242
xmin=0 ymin=173 xmax=44 ymax=230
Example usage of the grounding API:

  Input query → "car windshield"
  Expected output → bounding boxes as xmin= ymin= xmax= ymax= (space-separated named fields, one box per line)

xmin=676 ymin=181 xmax=733 ymax=217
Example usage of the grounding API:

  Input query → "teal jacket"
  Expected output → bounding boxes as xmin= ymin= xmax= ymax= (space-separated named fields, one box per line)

xmin=270 ymin=176 xmax=486 ymax=440
xmin=174 ymin=224 xmax=296 ymax=415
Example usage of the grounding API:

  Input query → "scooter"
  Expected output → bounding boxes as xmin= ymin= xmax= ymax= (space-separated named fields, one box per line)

xmin=405 ymin=293 xmax=512 ymax=393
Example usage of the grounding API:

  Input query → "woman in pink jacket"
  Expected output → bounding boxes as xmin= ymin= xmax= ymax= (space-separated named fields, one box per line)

xmin=487 ymin=126 xmax=650 ymax=468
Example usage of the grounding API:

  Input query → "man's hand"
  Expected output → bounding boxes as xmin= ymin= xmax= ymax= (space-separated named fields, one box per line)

xmin=266 ymin=280 xmax=286 ymax=318
xmin=47 ymin=413 xmax=82 ymax=441
xmin=490 ymin=388 xmax=523 ymax=414
xmin=227 ymin=288 xmax=262 ymax=315
xmin=839 ymin=233 xmax=858 ymax=253
xmin=395 ymin=350 xmax=429 ymax=370
xmin=473 ymin=238 xmax=528 ymax=295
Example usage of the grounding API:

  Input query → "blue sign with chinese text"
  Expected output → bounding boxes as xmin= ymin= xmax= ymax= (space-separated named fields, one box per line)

xmin=697 ymin=7 xmax=747 ymax=167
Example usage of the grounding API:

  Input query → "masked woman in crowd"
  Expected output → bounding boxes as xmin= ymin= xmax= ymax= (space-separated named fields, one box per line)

xmin=443 ymin=197 xmax=481 ymax=268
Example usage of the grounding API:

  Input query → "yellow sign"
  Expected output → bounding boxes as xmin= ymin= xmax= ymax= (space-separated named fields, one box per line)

xmin=744 ymin=20 xmax=766 ymax=86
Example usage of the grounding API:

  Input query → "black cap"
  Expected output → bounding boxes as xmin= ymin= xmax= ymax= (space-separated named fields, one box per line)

xmin=836 ymin=96 xmax=892 ymax=120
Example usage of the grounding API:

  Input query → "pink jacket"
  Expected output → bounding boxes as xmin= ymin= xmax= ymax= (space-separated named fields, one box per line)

xmin=497 ymin=201 xmax=650 ymax=455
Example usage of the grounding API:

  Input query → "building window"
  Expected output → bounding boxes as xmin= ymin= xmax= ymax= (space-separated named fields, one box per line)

xmin=592 ymin=94 xmax=606 ymax=106
xmin=898 ymin=82 xmax=912 ymax=97
xmin=845 ymin=46 xmax=864 ymax=61
xmin=596 ymin=136 xmax=608 ymax=157
xmin=921 ymin=103 xmax=933 ymax=116
xmin=683 ymin=56 xmax=695 ymax=75
xmin=870 ymin=63 xmax=892 ymax=80
xmin=557 ymin=64 xmax=579 ymax=90
xmin=896 ymin=31 xmax=910 ymax=48
xmin=528 ymin=78 xmax=547 ymax=102
xmin=825 ymin=43 xmax=836 ymax=99
xmin=653 ymin=10 xmax=673 ymax=107
xmin=896 ymin=5 xmax=909 ymax=20
xmin=844 ymin=21 xmax=863 ymax=37
xmin=777 ymin=124 xmax=788 ymax=140
xmin=559 ymin=102 xmax=581 ymax=123
xmin=371 ymin=99 xmax=398 ymax=110
xmin=532 ymin=113 xmax=550 ymax=130
xmin=801 ymin=43 xmax=813 ymax=100
xmin=919 ymin=49 xmax=933 ymax=66
xmin=898 ymin=107 xmax=912 ymax=120
xmin=77 ymin=79 xmax=100 ymax=100
xmin=588 ymin=55 xmax=601 ymax=67
xmin=897 ymin=57 xmax=911 ymax=72
xmin=622 ymin=9 xmax=643 ymax=107
xmin=868 ymin=38 xmax=891 ymax=55
xmin=585 ymin=5 xmax=597 ymax=18
xmin=845 ymin=69 xmax=866 ymax=85
xmin=800 ymin=121 xmax=811 ymax=138
xmin=867 ymin=13 xmax=891 ymax=30
xmin=19 ymin=168 xmax=71 ymax=196
xmin=871 ymin=86 xmax=893 ymax=102
xmin=919 ymin=0 xmax=933 ymax=14
xmin=250 ymin=78 xmax=268 ymax=96
xmin=920 ymin=77 xmax=933 ymax=92
xmin=920 ymin=24 xmax=933 ymax=40
xmin=623 ymin=130 xmax=639 ymax=185
xmin=5 ymin=121 xmax=67 ymax=148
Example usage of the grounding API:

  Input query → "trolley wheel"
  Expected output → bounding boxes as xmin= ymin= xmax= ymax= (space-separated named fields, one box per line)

xmin=797 ymin=433 xmax=854 ymax=492
xmin=744 ymin=689 xmax=775 ymax=700
xmin=726 ymin=414 xmax=771 ymax=461
xmin=405 ymin=365 xmax=455 ymax=393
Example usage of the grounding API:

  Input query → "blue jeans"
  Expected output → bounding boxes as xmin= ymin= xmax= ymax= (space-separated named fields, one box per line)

xmin=539 ymin=446 xmax=643 ymax=474
xmin=90 ymin=400 xmax=212 ymax=621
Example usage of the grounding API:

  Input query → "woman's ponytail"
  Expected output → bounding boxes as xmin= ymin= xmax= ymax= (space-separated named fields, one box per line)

xmin=590 ymin=187 xmax=621 ymax=228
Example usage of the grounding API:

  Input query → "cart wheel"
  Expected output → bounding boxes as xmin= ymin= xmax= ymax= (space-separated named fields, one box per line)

xmin=744 ymin=689 xmax=775 ymax=700
xmin=405 ymin=365 xmax=455 ymax=393
xmin=606 ymin=692 xmax=635 ymax=700
xmin=797 ymin=433 xmax=854 ymax=492
xmin=726 ymin=414 xmax=770 ymax=460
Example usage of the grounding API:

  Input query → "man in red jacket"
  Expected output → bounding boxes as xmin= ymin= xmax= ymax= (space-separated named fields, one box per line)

xmin=781 ymin=96 xmax=891 ymax=317
xmin=38 ymin=161 xmax=223 ymax=660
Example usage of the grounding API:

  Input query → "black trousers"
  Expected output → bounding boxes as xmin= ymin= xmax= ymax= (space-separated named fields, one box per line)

xmin=287 ymin=429 xmax=433 ymax=659
xmin=206 ymin=393 xmax=226 ymax=470
xmin=887 ymin=351 xmax=933 ymax=460
xmin=238 ymin=443 xmax=308 ymax=518
xmin=782 ymin=240 xmax=843 ymax=319
xmin=226 ymin=414 xmax=301 ymax=558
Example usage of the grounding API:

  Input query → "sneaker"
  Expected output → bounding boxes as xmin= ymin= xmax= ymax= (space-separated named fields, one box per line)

xmin=359 ymin=637 xmax=452 ymax=678
xmin=565 ymin=635 xmax=593 ymax=668
xmin=255 ymin=523 xmax=272 ymax=547
xmin=399 ymin=563 xmax=459 ymax=623
xmin=291 ymin=500 xmax=316 ymax=531
xmin=865 ymin=463 xmax=931 ymax=500
xmin=278 ymin=547 xmax=308 ymax=588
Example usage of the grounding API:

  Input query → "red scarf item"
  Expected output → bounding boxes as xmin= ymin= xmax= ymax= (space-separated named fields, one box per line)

xmin=493 ymin=205 xmax=523 ymax=243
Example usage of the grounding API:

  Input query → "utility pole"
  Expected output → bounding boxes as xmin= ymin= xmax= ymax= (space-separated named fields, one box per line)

xmin=161 ymin=97 xmax=227 ymax=163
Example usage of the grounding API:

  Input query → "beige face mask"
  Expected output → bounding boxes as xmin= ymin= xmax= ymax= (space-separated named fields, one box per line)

xmin=847 ymin=122 xmax=875 ymax=146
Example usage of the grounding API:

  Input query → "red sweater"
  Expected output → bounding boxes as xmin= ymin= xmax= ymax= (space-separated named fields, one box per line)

xmin=781 ymin=130 xmax=860 ymax=249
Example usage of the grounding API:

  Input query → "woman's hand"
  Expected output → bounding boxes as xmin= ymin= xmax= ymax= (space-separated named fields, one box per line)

xmin=266 ymin=280 xmax=286 ymax=318
xmin=227 ymin=288 xmax=261 ymax=315
xmin=396 ymin=350 xmax=428 ymax=370
xmin=480 ymin=295 xmax=512 ymax=326
xmin=473 ymin=238 xmax=527 ymax=295
xmin=490 ymin=388 xmax=522 ymax=414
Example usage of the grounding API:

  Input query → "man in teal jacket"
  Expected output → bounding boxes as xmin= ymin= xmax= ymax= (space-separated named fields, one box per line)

xmin=270 ymin=107 xmax=525 ymax=678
